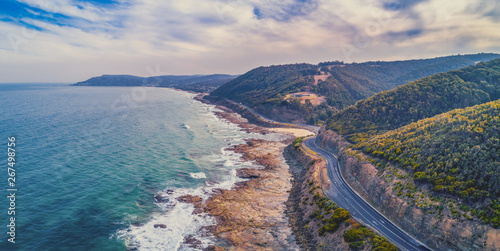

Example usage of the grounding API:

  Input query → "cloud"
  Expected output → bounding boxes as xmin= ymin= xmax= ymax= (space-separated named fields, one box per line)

xmin=0 ymin=0 xmax=499 ymax=82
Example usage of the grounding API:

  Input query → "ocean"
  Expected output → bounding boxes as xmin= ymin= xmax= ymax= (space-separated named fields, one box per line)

xmin=0 ymin=84 xmax=283 ymax=250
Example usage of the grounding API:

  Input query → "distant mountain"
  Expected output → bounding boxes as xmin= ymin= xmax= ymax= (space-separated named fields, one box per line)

xmin=210 ymin=53 xmax=500 ymax=124
xmin=328 ymin=58 xmax=500 ymax=142
xmin=73 ymin=74 xmax=238 ymax=92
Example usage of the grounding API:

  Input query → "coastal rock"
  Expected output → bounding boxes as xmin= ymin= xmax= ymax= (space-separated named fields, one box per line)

xmin=182 ymin=235 xmax=202 ymax=248
xmin=203 ymin=139 xmax=299 ymax=250
xmin=236 ymin=168 xmax=260 ymax=179
xmin=154 ymin=194 xmax=170 ymax=203
xmin=229 ymin=139 xmax=282 ymax=170
xmin=177 ymin=195 xmax=203 ymax=204
xmin=154 ymin=224 xmax=167 ymax=229
xmin=204 ymin=245 xmax=225 ymax=251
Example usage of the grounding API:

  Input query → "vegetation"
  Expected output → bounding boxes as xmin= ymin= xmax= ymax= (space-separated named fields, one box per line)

xmin=293 ymin=137 xmax=303 ymax=149
xmin=211 ymin=54 xmax=499 ymax=124
xmin=73 ymin=74 xmax=237 ymax=92
xmin=308 ymin=193 xmax=349 ymax=236
xmin=343 ymin=226 xmax=397 ymax=250
xmin=354 ymin=100 xmax=500 ymax=227
xmin=211 ymin=63 xmax=315 ymax=106
xmin=308 ymin=192 xmax=398 ymax=249
xmin=328 ymin=58 xmax=500 ymax=142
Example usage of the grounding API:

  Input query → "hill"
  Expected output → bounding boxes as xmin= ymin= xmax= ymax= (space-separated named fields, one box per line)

xmin=328 ymin=58 xmax=500 ymax=142
xmin=210 ymin=53 xmax=500 ymax=124
xmin=353 ymin=100 xmax=500 ymax=227
xmin=73 ymin=74 xmax=237 ymax=92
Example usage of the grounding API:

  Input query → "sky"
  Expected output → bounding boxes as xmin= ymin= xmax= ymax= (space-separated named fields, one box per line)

xmin=0 ymin=0 xmax=499 ymax=83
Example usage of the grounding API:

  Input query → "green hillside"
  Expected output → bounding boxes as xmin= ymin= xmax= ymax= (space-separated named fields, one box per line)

xmin=328 ymin=58 xmax=500 ymax=142
xmin=211 ymin=63 xmax=315 ymax=105
xmin=73 ymin=74 xmax=237 ymax=92
xmin=353 ymin=100 xmax=500 ymax=227
xmin=211 ymin=53 xmax=499 ymax=124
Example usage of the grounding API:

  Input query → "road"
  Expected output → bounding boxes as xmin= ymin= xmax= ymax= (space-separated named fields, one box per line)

xmin=221 ymin=98 xmax=320 ymax=133
xmin=303 ymin=137 xmax=431 ymax=251
xmin=220 ymin=98 xmax=430 ymax=250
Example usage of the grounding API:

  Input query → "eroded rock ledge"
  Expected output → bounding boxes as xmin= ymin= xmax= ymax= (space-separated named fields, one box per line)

xmin=202 ymin=138 xmax=299 ymax=250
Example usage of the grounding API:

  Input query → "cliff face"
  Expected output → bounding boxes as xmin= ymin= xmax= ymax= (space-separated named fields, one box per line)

xmin=285 ymin=144 xmax=375 ymax=251
xmin=317 ymin=129 xmax=500 ymax=251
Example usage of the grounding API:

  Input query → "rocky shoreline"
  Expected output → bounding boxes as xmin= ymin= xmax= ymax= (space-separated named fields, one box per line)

xmin=202 ymin=138 xmax=299 ymax=250
xmin=175 ymin=94 xmax=400 ymax=251
xmin=175 ymin=95 xmax=304 ymax=250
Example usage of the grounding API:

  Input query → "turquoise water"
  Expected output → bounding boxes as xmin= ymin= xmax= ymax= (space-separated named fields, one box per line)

xmin=0 ymin=84 xmax=281 ymax=250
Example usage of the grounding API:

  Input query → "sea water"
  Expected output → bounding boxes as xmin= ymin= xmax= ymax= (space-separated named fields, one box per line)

xmin=0 ymin=84 xmax=283 ymax=250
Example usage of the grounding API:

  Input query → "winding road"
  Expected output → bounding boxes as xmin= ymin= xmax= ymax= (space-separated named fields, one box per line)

xmin=303 ymin=137 xmax=431 ymax=251
xmin=220 ymin=98 xmax=430 ymax=250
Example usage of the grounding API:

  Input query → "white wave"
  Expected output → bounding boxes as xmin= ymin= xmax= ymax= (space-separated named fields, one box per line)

xmin=117 ymin=96 xmax=271 ymax=251
xmin=190 ymin=172 xmax=206 ymax=179
xmin=118 ymin=143 xmax=252 ymax=251
xmin=118 ymin=188 xmax=215 ymax=251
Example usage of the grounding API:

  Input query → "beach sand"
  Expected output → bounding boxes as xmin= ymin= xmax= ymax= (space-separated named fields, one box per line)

xmin=269 ymin=128 xmax=313 ymax=138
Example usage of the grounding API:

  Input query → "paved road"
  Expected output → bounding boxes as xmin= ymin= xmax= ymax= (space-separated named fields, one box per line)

xmin=221 ymin=98 xmax=430 ymax=250
xmin=303 ymin=137 xmax=431 ymax=251
xmin=221 ymin=98 xmax=320 ymax=133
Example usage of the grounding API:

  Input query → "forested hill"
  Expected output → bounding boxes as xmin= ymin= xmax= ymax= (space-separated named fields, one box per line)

xmin=354 ymin=100 xmax=500 ymax=227
xmin=209 ymin=53 xmax=499 ymax=124
xmin=73 ymin=74 xmax=237 ymax=92
xmin=328 ymin=58 xmax=500 ymax=142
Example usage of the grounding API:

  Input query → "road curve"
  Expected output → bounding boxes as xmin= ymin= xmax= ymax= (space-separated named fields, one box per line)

xmin=303 ymin=137 xmax=432 ymax=251
xmin=218 ymin=98 xmax=430 ymax=250
xmin=221 ymin=98 xmax=320 ymax=132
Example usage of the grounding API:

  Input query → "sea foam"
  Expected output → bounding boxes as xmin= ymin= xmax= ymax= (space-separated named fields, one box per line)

xmin=190 ymin=172 xmax=207 ymax=179
xmin=118 ymin=99 xmax=255 ymax=250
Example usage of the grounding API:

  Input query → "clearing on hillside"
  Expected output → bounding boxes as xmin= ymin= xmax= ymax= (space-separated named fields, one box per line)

xmin=285 ymin=92 xmax=326 ymax=105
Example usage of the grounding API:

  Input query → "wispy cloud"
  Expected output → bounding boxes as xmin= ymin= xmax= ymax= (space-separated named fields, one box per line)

xmin=0 ymin=0 xmax=498 ymax=82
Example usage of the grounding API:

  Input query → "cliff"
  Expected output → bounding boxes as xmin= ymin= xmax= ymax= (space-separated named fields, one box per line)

xmin=284 ymin=139 xmax=397 ymax=250
xmin=317 ymin=129 xmax=500 ymax=250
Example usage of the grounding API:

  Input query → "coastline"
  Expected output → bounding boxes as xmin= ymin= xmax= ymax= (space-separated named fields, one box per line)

xmin=182 ymin=93 xmax=306 ymax=250
xmin=191 ymin=93 xmax=399 ymax=251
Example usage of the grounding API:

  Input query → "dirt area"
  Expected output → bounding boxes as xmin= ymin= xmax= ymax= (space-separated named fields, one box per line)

xmin=285 ymin=92 xmax=326 ymax=106
xmin=313 ymin=72 xmax=331 ymax=85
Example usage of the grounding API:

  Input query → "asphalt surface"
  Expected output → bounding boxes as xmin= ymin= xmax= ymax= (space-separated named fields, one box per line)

xmin=221 ymin=98 xmax=430 ymax=250
xmin=221 ymin=98 xmax=320 ymax=132
xmin=303 ymin=137 xmax=432 ymax=251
